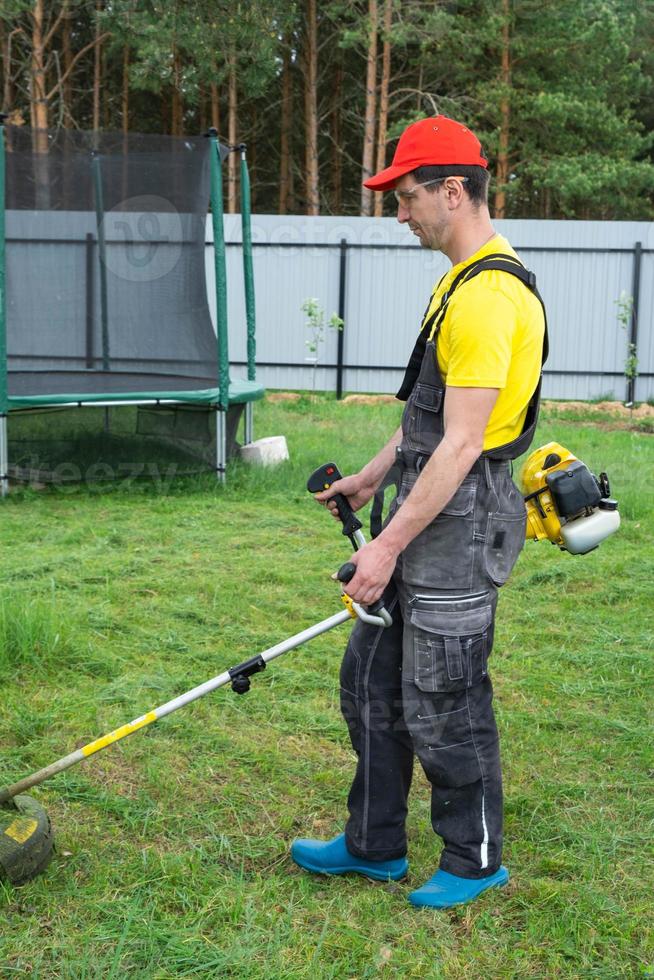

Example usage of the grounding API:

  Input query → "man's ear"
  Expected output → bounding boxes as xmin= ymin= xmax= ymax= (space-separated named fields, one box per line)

xmin=444 ymin=179 xmax=466 ymax=210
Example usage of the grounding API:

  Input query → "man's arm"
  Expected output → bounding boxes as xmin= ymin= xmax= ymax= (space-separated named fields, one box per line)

xmin=315 ymin=424 xmax=403 ymax=516
xmin=342 ymin=386 xmax=499 ymax=605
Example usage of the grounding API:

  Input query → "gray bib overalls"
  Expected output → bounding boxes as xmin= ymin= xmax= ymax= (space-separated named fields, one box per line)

xmin=340 ymin=254 xmax=548 ymax=878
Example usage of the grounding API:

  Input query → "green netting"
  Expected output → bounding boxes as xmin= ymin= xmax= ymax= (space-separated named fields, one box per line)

xmin=8 ymin=401 xmax=255 ymax=485
xmin=0 ymin=124 xmax=261 ymax=487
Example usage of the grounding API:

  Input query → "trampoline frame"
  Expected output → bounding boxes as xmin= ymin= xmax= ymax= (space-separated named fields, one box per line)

xmin=0 ymin=119 xmax=261 ymax=495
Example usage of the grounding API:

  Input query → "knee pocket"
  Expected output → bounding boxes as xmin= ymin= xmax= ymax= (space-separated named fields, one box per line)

xmin=406 ymin=592 xmax=494 ymax=693
xmin=409 ymin=700 xmax=483 ymax=788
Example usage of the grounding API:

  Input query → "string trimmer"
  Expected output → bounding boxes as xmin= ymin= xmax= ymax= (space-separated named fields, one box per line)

xmin=0 ymin=463 xmax=388 ymax=886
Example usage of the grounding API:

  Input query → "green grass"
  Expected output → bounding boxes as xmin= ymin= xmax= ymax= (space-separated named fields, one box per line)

xmin=0 ymin=394 xmax=652 ymax=978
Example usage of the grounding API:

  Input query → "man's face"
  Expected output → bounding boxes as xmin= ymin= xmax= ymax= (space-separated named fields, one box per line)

xmin=394 ymin=174 xmax=450 ymax=251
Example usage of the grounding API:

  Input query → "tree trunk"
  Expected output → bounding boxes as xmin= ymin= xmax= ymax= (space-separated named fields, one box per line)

xmin=198 ymin=81 xmax=206 ymax=134
xmin=31 ymin=0 xmax=49 ymax=134
xmin=92 ymin=0 xmax=102 ymax=131
xmin=330 ymin=55 xmax=343 ymax=214
xmin=373 ymin=0 xmax=392 ymax=218
xmin=122 ymin=44 xmax=129 ymax=134
xmin=171 ymin=44 xmax=183 ymax=136
xmin=30 ymin=0 xmax=50 ymax=209
xmin=102 ymin=44 xmax=109 ymax=128
xmin=1 ymin=23 xmax=15 ymax=113
xmin=210 ymin=80 xmax=220 ymax=131
xmin=0 ymin=20 xmax=4 ymax=111
xmin=59 ymin=1 xmax=73 ymax=125
xmin=304 ymin=0 xmax=319 ymax=215
xmin=279 ymin=40 xmax=292 ymax=214
xmin=494 ymin=0 xmax=511 ymax=219
xmin=360 ymin=0 xmax=378 ymax=216
xmin=227 ymin=55 xmax=238 ymax=213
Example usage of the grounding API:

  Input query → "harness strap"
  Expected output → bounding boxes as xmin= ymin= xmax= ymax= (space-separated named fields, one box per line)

xmin=370 ymin=462 xmax=402 ymax=539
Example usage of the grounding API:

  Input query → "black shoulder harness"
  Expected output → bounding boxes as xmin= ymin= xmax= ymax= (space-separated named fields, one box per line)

xmin=396 ymin=252 xmax=549 ymax=402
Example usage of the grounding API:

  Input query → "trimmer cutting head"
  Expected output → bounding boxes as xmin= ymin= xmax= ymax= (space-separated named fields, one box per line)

xmin=0 ymin=795 xmax=54 ymax=886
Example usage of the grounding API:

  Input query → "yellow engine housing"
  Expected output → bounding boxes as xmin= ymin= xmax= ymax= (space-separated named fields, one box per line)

xmin=519 ymin=441 xmax=579 ymax=547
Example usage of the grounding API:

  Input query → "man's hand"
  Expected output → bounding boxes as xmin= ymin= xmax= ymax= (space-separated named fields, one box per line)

xmin=312 ymin=425 xmax=403 ymax=522
xmin=315 ymin=473 xmax=375 ymax=520
xmin=340 ymin=537 xmax=399 ymax=605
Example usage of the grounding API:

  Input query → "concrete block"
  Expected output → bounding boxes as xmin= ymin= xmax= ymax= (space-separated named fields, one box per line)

xmin=240 ymin=435 xmax=289 ymax=467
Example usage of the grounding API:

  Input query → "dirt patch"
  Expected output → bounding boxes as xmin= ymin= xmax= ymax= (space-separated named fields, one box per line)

xmin=542 ymin=399 xmax=654 ymax=418
xmin=342 ymin=394 xmax=398 ymax=405
xmin=266 ymin=392 xmax=302 ymax=403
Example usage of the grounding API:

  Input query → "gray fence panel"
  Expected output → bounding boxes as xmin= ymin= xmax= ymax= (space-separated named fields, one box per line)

xmin=206 ymin=215 xmax=654 ymax=402
xmin=518 ymin=247 xmax=634 ymax=401
xmin=638 ymin=252 xmax=654 ymax=403
xmin=344 ymin=246 xmax=446 ymax=363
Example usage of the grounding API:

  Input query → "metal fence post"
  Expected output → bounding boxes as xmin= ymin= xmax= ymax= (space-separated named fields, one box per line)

xmin=0 ymin=115 xmax=8 ymax=497
xmin=627 ymin=241 xmax=642 ymax=405
xmin=336 ymin=238 xmax=347 ymax=399
xmin=85 ymin=232 xmax=95 ymax=369
xmin=91 ymin=150 xmax=109 ymax=371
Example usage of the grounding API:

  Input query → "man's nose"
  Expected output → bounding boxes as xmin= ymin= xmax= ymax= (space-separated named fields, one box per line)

xmin=397 ymin=203 xmax=410 ymax=223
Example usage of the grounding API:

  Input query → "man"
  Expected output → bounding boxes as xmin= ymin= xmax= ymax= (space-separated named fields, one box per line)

xmin=291 ymin=116 xmax=546 ymax=909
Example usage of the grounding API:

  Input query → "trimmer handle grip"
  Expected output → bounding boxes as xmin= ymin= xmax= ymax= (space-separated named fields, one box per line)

xmin=337 ymin=562 xmax=388 ymax=620
xmin=307 ymin=462 xmax=363 ymax=541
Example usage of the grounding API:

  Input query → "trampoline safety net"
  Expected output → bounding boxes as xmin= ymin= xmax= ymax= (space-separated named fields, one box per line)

xmin=1 ymin=126 xmax=258 ymax=486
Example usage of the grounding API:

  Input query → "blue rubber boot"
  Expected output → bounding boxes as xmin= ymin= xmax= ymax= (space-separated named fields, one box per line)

xmin=291 ymin=833 xmax=408 ymax=882
xmin=408 ymin=866 xmax=509 ymax=908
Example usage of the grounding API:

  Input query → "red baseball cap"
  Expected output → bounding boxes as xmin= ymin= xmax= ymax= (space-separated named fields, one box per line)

xmin=364 ymin=115 xmax=487 ymax=191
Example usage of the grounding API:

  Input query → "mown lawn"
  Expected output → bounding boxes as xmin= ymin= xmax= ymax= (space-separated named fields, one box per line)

xmin=0 ymin=395 xmax=652 ymax=979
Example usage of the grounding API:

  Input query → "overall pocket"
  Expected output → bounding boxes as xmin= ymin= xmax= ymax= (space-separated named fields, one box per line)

xmin=408 ymin=594 xmax=494 ymax=693
xmin=402 ymin=382 xmax=443 ymax=443
xmin=484 ymin=510 xmax=526 ymax=586
xmin=401 ymin=477 xmax=477 ymax=590
xmin=414 ymin=383 xmax=443 ymax=413
xmin=410 ymin=701 xmax=482 ymax=788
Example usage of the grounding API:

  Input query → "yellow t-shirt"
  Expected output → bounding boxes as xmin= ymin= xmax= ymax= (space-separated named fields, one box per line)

xmin=425 ymin=234 xmax=545 ymax=451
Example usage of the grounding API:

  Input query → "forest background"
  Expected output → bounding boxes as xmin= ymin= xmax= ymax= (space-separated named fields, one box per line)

xmin=1 ymin=0 xmax=654 ymax=221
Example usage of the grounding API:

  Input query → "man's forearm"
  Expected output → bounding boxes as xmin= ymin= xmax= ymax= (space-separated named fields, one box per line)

xmin=377 ymin=431 xmax=480 ymax=555
xmin=341 ymin=387 xmax=498 ymax=605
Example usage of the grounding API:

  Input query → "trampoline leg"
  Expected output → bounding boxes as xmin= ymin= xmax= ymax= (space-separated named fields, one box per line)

xmin=0 ymin=414 xmax=8 ymax=498
xmin=216 ymin=409 xmax=226 ymax=484
xmin=244 ymin=402 xmax=254 ymax=446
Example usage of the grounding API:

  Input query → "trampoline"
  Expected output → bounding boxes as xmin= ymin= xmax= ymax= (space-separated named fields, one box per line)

xmin=0 ymin=121 xmax=263 ymax=493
